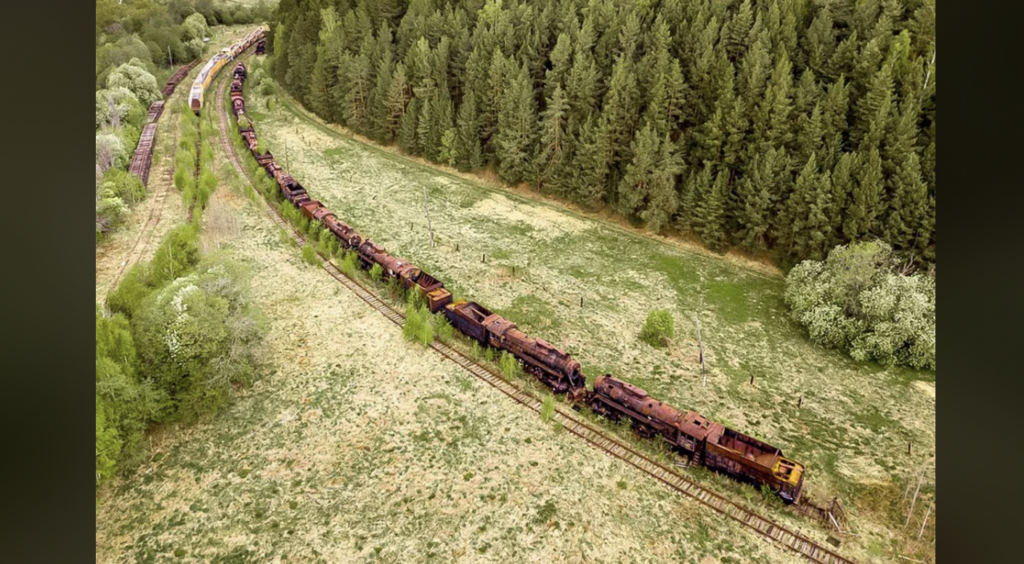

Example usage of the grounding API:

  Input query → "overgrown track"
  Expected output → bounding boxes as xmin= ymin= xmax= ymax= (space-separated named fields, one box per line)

xmin=215 ymin=57 xmax=856 ymax=564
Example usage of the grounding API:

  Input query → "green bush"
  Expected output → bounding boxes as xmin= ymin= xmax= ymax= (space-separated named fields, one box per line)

xmin=131 ymin=256 xmax=267 ymax=423
xmin=436 ymin=315 xmax=455 ymax=343
xmin=785 ymin=241 xmax=936 ymax=369
xmin=101 ymin=168 xmax=146 ymax=205
xmin=369 ymin=263 xmax=383 ymax=283
xmin=540 ymin=394 xmax=556 ymax=422
xmin=106 ymin=263 xmax=151 ymax=318
xmin=301 ymin=243 xmax=319 ymax=266
xmin=484 ymin=346 xmax=494 ymax=363
xmin=340 ymin=250 xmax=358 ymax=276
xmin=499 ymin=351 xmax=519 ymax=379
xmin=148 ymin=225 xmax=201 ymax=287
xmin=640 ymin=309 xmax=675 ymax=347
xmin=198 ymin=170 xmax=217 ymax=208
xmin=402 ymin=303 xmax=428 ymax=343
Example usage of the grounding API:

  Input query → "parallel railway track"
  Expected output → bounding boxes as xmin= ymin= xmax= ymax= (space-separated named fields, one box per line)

xmin=214 ymin=54 xmax=857 ymax=564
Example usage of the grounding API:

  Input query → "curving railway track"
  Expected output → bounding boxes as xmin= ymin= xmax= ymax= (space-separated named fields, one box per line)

xmin=105 ymin=61 xmax=196 ymax=295
xmin=214 ymin=52 xmax=857 ymax=564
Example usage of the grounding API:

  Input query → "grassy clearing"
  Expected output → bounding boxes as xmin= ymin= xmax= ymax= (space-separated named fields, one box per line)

xmin=95 ymin=148 xmax=805 ymax=564
xmin=239 ymin=84 xmax=936 ymax=562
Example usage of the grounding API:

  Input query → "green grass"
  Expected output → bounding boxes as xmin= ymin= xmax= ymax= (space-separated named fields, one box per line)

xmin=151 ymin=77 xmax=939 ymax=562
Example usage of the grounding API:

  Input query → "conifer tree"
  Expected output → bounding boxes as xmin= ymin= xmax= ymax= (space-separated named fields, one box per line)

xmin=642 ymin=135 xmax=683 ymax=234
xmin=309 ymin=7 xmax=342 ymax=122
xmin=383 ymin=63 xmax=410 ymax=143
xmin=569 ymin=114 xmax=610 ymax=207
xmin=843 ymin=148 xmax=885 ymax=241
xmin=397 ymin=96 xmax=420 ymax=155
xmin=544 ymin=33 xmax=573 ymax=102
xmin=601 ymin=54 xmax=641 ymax=184
xmin=495 ymin=62 xmax=537 ymax=184
xmin=733 ymin=150 xmax=779 ymax=251
xmin=677 ymin=165 xmax=713 ymax=235
xmin=802 ymin=3 xmax=836 ymax=75
xmin=535 ymin=85 xmax=571 ymax=194
xmin=454 ymin=90 xmax=483 ymax=171
xmin=725 ymin=0 xmax=754 ymax=61
xmin=695 ymin=168 xmax=730 ymax=252
xmin=828 ymin=152 xmax=856 ymax=246
xmin=370 ymin=48 xmax=395 ymax=143
xmin=884 ymin=152 xmax=929 ymax=253
xmin=853 ymin=59 xmax=894 ymax=151
xmin=780 ymin=153 xmax=833 ymax=261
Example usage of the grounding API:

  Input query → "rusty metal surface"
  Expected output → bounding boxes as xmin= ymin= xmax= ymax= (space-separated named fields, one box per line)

xmin=128 ymin=123 xmax=158 ymax=187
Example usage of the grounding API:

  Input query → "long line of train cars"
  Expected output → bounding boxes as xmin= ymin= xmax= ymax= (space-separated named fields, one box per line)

xmin=228 ymin=48 xmax=807 ymax=505
xmin=189 ymin=25 xmax=268 ymax=115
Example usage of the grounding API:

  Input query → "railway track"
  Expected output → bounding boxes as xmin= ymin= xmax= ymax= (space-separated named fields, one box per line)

xmin=214 ymin=56 xmax=857 ymax=564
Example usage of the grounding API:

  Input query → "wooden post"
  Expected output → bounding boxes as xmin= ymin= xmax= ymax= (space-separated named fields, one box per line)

xmin=580 ymin=296 xmax=583 ymax=308
xmin=908 ymin=441 xmax=913 ymax=456
xmin=917 ymin=500 xmax=933 ymax=539
xmin=694 ymin=312 xmax=706 ymax=386
xmin=168 ymin=45 xmax=173 ymax=66
xmin=482 ymin=253 xmax=485 ymax=263
xmin=750 ymin=374 xmax=754 ymax=385
xmin=798 ymin=395 xmax=802 ymax=409
xmin=456 ymin=242 xmax=459 ymax=252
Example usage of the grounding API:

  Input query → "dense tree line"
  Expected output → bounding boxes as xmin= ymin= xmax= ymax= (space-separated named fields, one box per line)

xmin=268 ymin=0 xmax=935 ymax=268
xmin=96 ymin=0 xmax=274 ymax=89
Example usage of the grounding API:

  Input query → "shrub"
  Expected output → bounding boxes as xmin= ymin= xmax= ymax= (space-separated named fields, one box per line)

xmin=96 ymin=132 xmax=127 ymax=171
xmin=197 ymin=170 xmax=217 ymax=208
xmin=416 ymin=310 xmax=434 ymax=345
xmin=785 ymin=241 xmax=936 ymax=369
xmin=640 ymin=309 xmax=675 ymax=347
xmin=340 ymin=250 xmax=358 ymax=276
xmin=499 ymin=351 xmax=519 ymax=379
xmin=132 ymin=257 xmax=267 ymax=423
xmin=102 ymin=168 xmax=146 ymax=205
xmin=471 ymin=341 xmax=483 ymax=359
xmin=484 ymin=346 xmax=494 ymax=363
xmin=436 ymin=315 xmax=455 ymax=343
xmin=148 ymin=225 xmax=201 ymax=287
xmin=106 ymin=58 xmax=162 ymax=107
xmin=106 ymin=263 xmax=151 ymax=318
xmin=301 ymin=243 xmax=319 ymax=266
xmin=540 ymin=395 xmax=556 ymax=422
xmin=369 ymin=263 xmax=383 ymax=283
xmin=173 ymin=167 xmax=190 ymax=191
xmin=403 ymin=303 xmax=425 ymax=342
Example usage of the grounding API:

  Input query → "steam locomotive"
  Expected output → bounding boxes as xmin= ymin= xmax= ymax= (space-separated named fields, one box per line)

xmin=228 ymin=58 xmax=806 ymax=505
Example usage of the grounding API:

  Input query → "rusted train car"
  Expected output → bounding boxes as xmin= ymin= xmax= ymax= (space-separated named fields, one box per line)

xmin=445 ymin=301 xmax=586 ymax=394
xmin=588 ymin=375 xmax=805 ymax=502
xmin=226 ymin=47 xmax=808 ymax=506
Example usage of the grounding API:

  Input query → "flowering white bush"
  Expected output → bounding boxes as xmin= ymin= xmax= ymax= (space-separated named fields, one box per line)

xmin=106 ymin=58 xmax=162 ymax=107
xmin=784 ymin=241 xmax=936 ymax=370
